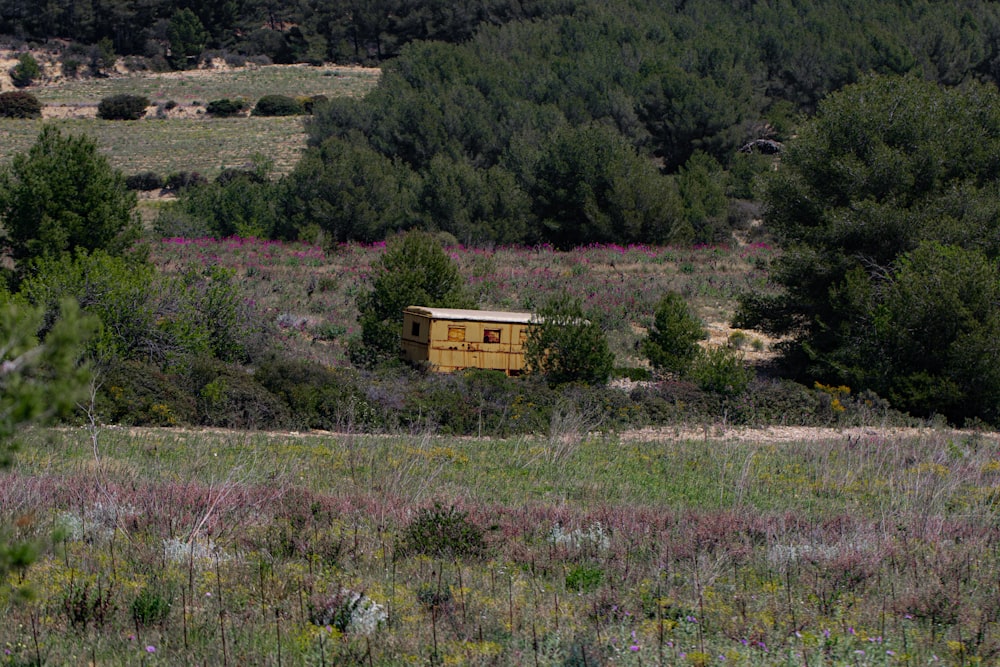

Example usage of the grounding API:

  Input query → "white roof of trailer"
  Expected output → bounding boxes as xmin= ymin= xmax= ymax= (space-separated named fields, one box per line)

xmin=404 ymin=306 xmax=536 ymax=324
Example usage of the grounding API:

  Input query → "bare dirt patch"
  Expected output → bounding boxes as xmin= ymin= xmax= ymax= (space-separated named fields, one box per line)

xmin=100 ymin=423 xmax=1000 ymax=449
xmin=618 ymin=423 xmax=997 ymax=444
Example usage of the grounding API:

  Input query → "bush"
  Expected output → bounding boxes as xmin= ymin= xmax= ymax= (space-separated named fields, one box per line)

xmin=182 ymin=265 xmax=266 ymax=363
xmin=186 ymin=356 xmax=291 ymax=429
xmin=10 ymin=53 xmax=41 ymax=88
xmin=97 ymin=94 xmax=150 ymax=120
xmin=302 ymin=94 xmax=328 ymax=113
xmin=131 ymin=585 xmax=172 ymax=627
xmin=630 ymin=380 xmax=724 ymax=424
xmin=396 ymin=503 xmax=486 ymax=560
xmin=0 ymin=91 xmax=42 ymax=118
xmin=642 ymin=292 xmax=707 ymax=375
xmin=152 ymin=208 xmax=212 ymax=238
xmin=96 ymin=360 xmax=197 ymax=426
xmin=565 ymin=565 xmax=604 ymax=592
xmin=380 ymin=370 xmax=557 ymax=436
xmin=205 ymin=98 xmax=248 ymax=117
xmin=688 ymin=346 xmax=753 ymax=396
xmin=17 ymin=251 xmax=163 ymax=365
xmin=125 ymin=171 xmax=163 ymax=191
xmin=174 ymin=170 xmax=279 ymax=238
xmin=164 ymin=171 xmax=207 ymax=191
xmin=215 ymin=168 xmax=266 ymax=186
xmin=252 ymin=94 xmax=306 ymax=116
xmin=525 ymin=294 xmax=614 ymax=386
xmin=60 ymin=55 xmax=82 ymax=78
xmin=254 ymin=356 xmax=377 ymax=430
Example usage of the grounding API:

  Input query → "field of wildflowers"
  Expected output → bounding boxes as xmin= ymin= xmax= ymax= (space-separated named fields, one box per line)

xmin=150 ymin=237 xmax=776 ymax=370
xmin=3 ymin=424 xmax=999 ymax=665
xmin=10 ymin=238 xmax=990 ymax=665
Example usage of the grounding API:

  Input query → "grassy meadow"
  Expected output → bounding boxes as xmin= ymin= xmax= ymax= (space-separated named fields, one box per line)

xmin=2 ymin=424 xmax=999 ymax=665
xmin=0 ymin=116 xmax=310 ymax=178
xmin=33 ymin=65 xmax=379 ymax=106
xmin=4 ymin=64 xmax=1000 ymax=666
xmin=0 ymin=65 xmax=379 ymax=178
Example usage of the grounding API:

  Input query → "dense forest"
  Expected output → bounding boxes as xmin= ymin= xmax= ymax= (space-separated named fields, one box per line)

xmin=4 ymin=0 xmax=1000 ymax=425
xmin=2 ymin=0 xmax=576 ymax=64
xmin=135 ymin=0 xmax=1000 ymax=247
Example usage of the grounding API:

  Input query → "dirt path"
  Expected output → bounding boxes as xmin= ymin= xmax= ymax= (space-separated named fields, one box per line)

xmin=617 ymin=424 xmax=998 ymax=444
xmin=98 ymin=423 xmax=1000 ymax=446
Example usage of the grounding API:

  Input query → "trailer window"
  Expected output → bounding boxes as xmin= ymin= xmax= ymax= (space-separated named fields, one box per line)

xmin=483 ymin=329 xmax=501 ymax=343
xmin=448 ymin=326 xmax=466 ymax=342
xmin=411 ymin=321 xmax=420 ymax=337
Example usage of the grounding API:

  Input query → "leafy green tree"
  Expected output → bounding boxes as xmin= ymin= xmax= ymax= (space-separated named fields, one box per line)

xmin=639 ymin=45 xmax=758 ymax=171
xmin=352 ymin=230 xmax=472 ymax=366
xmin=0 ymin=126 xmax=141 ymax=273
xmin=420 ymin=156 xmax=531 ymax=245
xmin=735 ymin=75 xmax=1000 ymax=422
xmin=172 ymin=158 xmax=280 ymax=239
xmin=873 ymin=242 xmax=1000 ymax=423
xmin=90 ymin=37 xmax=117 ymax=74
xmin=525 ymin=293 xmax=614 ymax=386
xmin=642 ymin=292 xmax=706 ymax=375
xmin=675 ymin=151 xmax=729 ymax=243
xmin=1 ymin=296 xmax=96 ymax=578
xmin=167 ymin=8 xmax=209 ymax=69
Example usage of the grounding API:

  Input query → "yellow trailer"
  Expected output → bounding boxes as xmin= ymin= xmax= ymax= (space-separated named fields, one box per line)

xmin=401 ymin=306 xmax=536 ymax=376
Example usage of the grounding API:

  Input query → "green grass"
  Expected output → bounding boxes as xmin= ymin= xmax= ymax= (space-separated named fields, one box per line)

xmin=2 ymin=426 xmax=998 ymax=665
xmin=0 ymin=116 xmax=309 ymax=177
xmin=34 ymin=64 xmax=379 ymax=106
xmin=0 ymin=65 xmax=379 ymax=179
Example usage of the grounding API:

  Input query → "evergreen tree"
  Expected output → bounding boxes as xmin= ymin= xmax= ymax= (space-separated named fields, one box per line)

xmin=525 ymin=293 xmax=614 ymax=386
xmin=167 ymin=8 xmax=209 ymax=69
xmin=352 ymin=230 xmax=472 ymax=367
xmin=735 ymin=75 xmax=1000 ymax=423
xmin=0 ymin=126 xmax=141 ymax=275
xmin=642 ymin=292 xmax=706 ymax=375
xmin=0 ymin=296 xmax=97 ymax=578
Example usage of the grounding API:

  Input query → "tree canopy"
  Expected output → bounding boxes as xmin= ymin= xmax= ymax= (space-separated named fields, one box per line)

xmin=352 ymin=230 xmax=472 ymax=366
xmin=735 ymin=75 xmax=1000 ymax=423
xmin=525 ymin=294 xmax=614 ymax=386
xmin=0 ymin=126 xmax=141 ymax=274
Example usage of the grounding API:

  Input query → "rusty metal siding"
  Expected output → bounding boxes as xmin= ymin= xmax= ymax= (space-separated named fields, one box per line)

xmin=400 ymin=310 xmax=431 ymax=363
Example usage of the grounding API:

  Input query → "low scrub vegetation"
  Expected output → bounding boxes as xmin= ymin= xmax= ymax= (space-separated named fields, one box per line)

xmin=2 ymin=425 xmax=998 ymax=664
xmin=0 ymin=90 xmax=42 ymax=118
xmin=252 ymin=93 xmax=306 ymax=116
xmin=97 ymin=93 xmax=151 ymax=120
xmin=205 ymin=97 xmax=248 ymax=117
